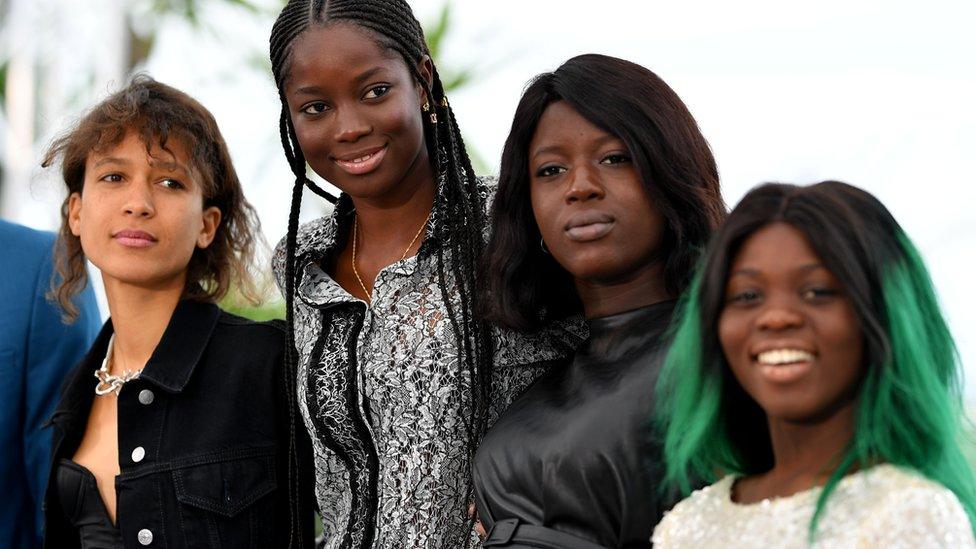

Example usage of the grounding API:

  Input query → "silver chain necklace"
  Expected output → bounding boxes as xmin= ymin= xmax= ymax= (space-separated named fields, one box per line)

xmin=94 ymin=334 xmax=143 ymax=396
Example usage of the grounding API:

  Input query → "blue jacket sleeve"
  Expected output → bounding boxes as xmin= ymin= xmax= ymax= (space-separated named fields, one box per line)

xmin=23 ymin=250 xmax=100 ymax=539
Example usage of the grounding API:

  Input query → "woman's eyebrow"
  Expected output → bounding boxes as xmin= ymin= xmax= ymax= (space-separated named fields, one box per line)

xmin=531 ymin=145 xmax=564 ymax=160
xmin=729 ymin=267 xmax=760 ymax=278
xmin=148 ymin=159 xmax=190 ymax=176
xmin=796 ymin=263 xmax=827 ymax=273
xmin=352 ymin=66 xmax=385 ymax=84
xmin=92 ymin=156 xmax=131 ymax=168
xmin=292 ymin=66 xmax=387 ymax=97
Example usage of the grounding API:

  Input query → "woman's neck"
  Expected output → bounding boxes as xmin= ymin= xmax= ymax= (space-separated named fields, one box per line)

xmin=353 ymin=143 xmax=435 ymax=233
xmin=353 ymin=178 xmax=436 ymax=247
xmin=575 ymin=261 xmax=672 ymax=319
xmin=350 ymin=153 xmax=437 ymax=268
xmin=103 ymin=278 xmax=183 ymax=373
xmin=737 ymin=401 xmax=857 ymax=503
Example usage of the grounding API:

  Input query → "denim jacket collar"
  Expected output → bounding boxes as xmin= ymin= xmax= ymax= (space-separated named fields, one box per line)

xmin=139 ymin=300 xmax=221 ymax=393
xmin=50 ymin=300 xmax=221 ymax=425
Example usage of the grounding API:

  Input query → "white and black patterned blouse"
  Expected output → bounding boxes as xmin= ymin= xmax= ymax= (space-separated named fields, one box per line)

xmin=273 ymin=178 xmax=582 ymax=549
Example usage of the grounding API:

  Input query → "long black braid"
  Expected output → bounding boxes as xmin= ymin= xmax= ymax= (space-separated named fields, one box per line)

xmin=270 ymin=1 xmax=494 ymax=545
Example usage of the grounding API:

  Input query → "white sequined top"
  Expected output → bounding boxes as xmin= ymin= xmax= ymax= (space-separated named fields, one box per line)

xmin=652 ymin=464 xmax=975 ymax=548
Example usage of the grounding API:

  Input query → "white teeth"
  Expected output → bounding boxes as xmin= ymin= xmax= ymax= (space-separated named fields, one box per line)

xmin=757 ymin=349 xmax=815 ymax=366
xmin=345 ymin=153 xmax=373 ymax=164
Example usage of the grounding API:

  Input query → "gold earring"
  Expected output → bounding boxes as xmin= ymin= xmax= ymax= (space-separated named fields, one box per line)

xmin=422 ymin=100 xmax=430 ymax=112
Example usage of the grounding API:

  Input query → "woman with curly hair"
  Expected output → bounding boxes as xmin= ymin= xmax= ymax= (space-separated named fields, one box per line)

xmin=41 ymin=76 xmax=313 ymax=548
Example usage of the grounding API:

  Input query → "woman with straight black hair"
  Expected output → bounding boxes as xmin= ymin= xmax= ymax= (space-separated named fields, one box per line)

xmin=653 ymin=181 xmax=976 ymax=547
xmin=473 ymin=54 xmax=726 ymax=548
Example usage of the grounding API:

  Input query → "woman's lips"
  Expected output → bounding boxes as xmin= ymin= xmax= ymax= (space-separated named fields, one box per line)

xmin=333 ymin=146 xmax=387 ymax=175
xmin=114 ymin=229 xmax=157 ymax=248
xmin=754 ymin=348 xmax=816 ymax=384
xmin=564 ymin=211 xmax=615 ymax=242
xmin=759 ymin=362 xmax=814 ymax=383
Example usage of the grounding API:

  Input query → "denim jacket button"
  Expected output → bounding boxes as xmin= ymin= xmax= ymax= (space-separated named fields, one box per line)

xmin=138 ymin=389 xmax=155 ymax=405
xmin=132 ymin=446 xmax=146 ymax=463
xmin=137 ymin=528 xmax=153 ymax=545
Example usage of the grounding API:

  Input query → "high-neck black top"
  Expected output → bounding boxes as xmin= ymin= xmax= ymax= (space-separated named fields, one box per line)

xmin=473 ymin=301 xmax=676 ymax=548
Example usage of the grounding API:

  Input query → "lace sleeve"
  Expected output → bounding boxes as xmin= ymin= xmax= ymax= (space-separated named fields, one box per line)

xmin=491 ymin=316 xmax=586 ymax=370
xmin=862 ymin=485 xmax=976 ymax=548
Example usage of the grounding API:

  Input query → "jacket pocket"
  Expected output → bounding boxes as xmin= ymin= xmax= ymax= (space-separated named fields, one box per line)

xmin=173 ymin=453 xmax=278 ymax=548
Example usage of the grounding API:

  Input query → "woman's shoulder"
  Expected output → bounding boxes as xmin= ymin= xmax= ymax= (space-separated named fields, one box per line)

xmin=860 ymin=464 xmax=966 ymax=508
xmin=652 ymin=475 xmax=737 ymax=543
xmin=855 ymin=465 xmax=975 ymax=546
xmin=216 ymin=309 xmax=286 ymax=331
xmin=492 ymin=314 xmax=587 ymax=369
xmin=475 ymin=175 xmax=498 ymax=216
xmin=271 ymin=214 xmax=339 ymax=288
xmin=210 ymin=309 xmax=287 ymax=355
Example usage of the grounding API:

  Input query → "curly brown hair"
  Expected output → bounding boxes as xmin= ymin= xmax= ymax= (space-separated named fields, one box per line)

xmin=43 ymin=75 xmax=262 ymax=320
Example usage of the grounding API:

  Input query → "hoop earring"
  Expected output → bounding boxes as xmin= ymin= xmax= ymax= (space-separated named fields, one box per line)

xmin=540 ymin=237 xmax=550 ymax=255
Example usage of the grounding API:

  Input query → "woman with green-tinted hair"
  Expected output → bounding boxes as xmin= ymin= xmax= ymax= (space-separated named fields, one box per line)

xmin=652 ymin=181 xmax=976 ymax=547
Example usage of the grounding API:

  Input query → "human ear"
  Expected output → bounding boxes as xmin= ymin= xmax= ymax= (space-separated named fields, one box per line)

xmin=196 ymin=206 xmax=222 ymax=249
xmin=415 ymin=54 xmax=434 ymax=106
xmin=68 ymin=193 xmax=83 ymax=237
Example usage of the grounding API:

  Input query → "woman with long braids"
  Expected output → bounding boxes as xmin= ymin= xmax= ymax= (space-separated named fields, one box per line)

xmin=268 ymin=2 xmax=577 ymax=547
xmin=653 ymin=182 xmax=976 ymax=547
xmin=472 ymin=54 xmax=725 ymax=548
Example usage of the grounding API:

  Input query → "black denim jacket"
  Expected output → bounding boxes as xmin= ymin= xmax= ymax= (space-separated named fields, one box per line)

xmin=42 ymin=300 xmax=314 ymax=548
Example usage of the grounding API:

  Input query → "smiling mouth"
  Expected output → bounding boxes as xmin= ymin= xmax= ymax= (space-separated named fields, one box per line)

xmin=757 ymin=349 xmax=815 ymax=365
xmin=754 ymin=348 xmax=816 ymax=383
xmin=333 ymin=146 xmax=387 ymax=176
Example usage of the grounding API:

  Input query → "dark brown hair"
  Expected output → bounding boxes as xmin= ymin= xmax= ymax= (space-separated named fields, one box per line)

xmin=485 ymin=54 xmax=727 ymax=330
xmin=43 ymin=75 xmax=262 ymax=320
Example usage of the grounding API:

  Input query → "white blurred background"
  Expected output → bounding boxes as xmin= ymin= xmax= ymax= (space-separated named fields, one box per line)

xmin=2 ymin=0 xmax=974 ymax=397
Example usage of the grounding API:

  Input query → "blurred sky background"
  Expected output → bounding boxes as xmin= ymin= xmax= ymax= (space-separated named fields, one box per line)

xmin=2 ymin=0 xmax=974 ymax=396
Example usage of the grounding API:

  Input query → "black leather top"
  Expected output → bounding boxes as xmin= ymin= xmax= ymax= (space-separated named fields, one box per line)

xmin=473 ymin=301 xmax=676 ymax=548
xmin=55 ymin=459 xmax=123 ymax=548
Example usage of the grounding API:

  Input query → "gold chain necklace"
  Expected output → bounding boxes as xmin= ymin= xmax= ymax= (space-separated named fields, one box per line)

xmin=351 ymin=209 xmax=432 ymax=305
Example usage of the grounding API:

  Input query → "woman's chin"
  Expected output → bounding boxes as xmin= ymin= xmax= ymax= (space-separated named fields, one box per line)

xmin=99 ymin=268 xmax=188 ymax=293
